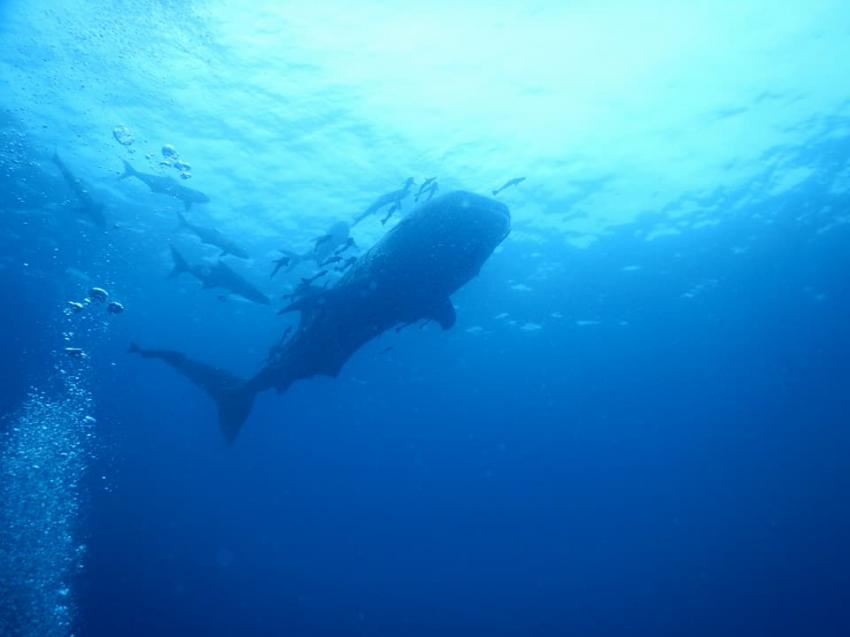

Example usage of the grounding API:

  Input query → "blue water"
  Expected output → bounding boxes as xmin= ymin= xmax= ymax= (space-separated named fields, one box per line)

xmin=2 ymin=1 xmax=850 ymax=635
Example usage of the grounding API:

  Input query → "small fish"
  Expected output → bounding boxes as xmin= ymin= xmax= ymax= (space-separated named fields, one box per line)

xmin=301 ymin=270 xmax=328 ymax=285
xmin=67 ymin=301 xmax=86 ymax=313
xmin=414 ymin=178 xmax=438 ymax=203
xmin=421 ymin=181 xmax=439 ymax=202
xmin=353 ymin=178 xmax=415 ymax=226
xmin=64 ymin=347 xmax=85 ymax=358
xmin=272 ymin=223 xmax=353 ymax=277
xmin=320 ymin=255 xmax=342 ymax=267
xmin=335 ymin=256 xmax=357 ymax=272
xmin=380 ymin=201 xmax=402 ymax=225
xmin=492 ymin=177 xmax=526 ymax=196
xmin=334 ymin=237 xmax=357 ymax=255
xmin=270 ymin=253 xmax=292 ymax=279
xmin=414 ymin=177 xmax=436 ymax=202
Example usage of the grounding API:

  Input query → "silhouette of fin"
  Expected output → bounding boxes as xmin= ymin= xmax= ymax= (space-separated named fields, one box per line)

xmin=430 ymin=298 xmax=456 ymax=330
xmin=119 ymin=159 xmax=136 ymax=180
xmin=129 ymin=343 xmax=255 ymax=444
xmin=169 ymin=245 xmax=190 ymax=278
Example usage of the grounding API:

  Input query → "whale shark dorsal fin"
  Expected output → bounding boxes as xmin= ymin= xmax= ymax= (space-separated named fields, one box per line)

xmin=431 ymin=298 xmax=456 ymax=330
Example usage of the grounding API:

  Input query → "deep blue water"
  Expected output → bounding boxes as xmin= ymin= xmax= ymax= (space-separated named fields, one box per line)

xmin=2 ymin=2 xmax=850 ymax=636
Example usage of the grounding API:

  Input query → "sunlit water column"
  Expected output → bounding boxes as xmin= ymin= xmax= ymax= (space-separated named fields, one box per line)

xmin=0 ymin=317 xmax=101 ymax=636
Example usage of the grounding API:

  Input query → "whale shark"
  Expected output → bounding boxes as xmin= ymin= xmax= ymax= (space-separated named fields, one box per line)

xmin=169 ymin=245 xmax=270 ymax=305
xmin=132 ymin=191 xmax=510 ymax=444
xmin=120 ymin=160 xmax=210 ymax=210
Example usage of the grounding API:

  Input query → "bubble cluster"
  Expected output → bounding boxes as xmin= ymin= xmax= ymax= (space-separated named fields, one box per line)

xmin=159 ymin=144 xmax=192 ymax=179
xmin=111 ymin=124 xmax=134 ymax=147
xmin=0 ymin=365 xmax=94 ymax=637
xmin=63 ymin=286 xmax=126 ymax=321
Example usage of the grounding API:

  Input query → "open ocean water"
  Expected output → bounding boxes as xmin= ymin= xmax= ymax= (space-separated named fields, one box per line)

xmin=1 ymin=1 xmax=849 ymax=635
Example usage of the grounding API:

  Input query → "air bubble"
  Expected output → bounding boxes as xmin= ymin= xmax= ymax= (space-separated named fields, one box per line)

xmin=112 ymin=124 xmax=134 ymax=146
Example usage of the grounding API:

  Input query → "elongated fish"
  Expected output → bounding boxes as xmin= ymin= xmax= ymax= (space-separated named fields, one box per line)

xmin=169 ymin=245 xmax=269 ymax=305
xmin=120 ymin=160 xmax=209 ymax=210
xmin=177 ymin=212 xmax=249 ymax=258
xmin=352 ymin=178 xmax=415 ymax=225
xmin=270 ymin=221 xmax=353 ymax=277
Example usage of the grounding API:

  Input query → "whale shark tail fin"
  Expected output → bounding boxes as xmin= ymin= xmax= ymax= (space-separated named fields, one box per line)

xmin=129 ymin=343 xmax=256 ymax=444
xmin=215 ymin=383 xmax=256 ymax=444
xmin=169 ymin=245 xmax=190 ymax=278
xmin=119 ymin=159 xmax=136 ymax=180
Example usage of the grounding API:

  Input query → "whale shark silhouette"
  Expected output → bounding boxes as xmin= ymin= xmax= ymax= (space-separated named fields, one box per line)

xmin=131 ymin=191 xmax=510 ymax=444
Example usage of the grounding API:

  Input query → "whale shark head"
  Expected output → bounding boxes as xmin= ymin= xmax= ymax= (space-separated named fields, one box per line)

xmin=415 ymin=190 xmax=511 ymax=278
xmin=448 ymin=190 xmax=511 ymax=248
xmin=364 ymin=190 xmax=510 ymax=307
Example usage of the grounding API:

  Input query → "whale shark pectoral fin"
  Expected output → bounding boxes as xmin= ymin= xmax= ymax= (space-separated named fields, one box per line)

xmin=430 ymin=298 xmax=456 ymax=330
